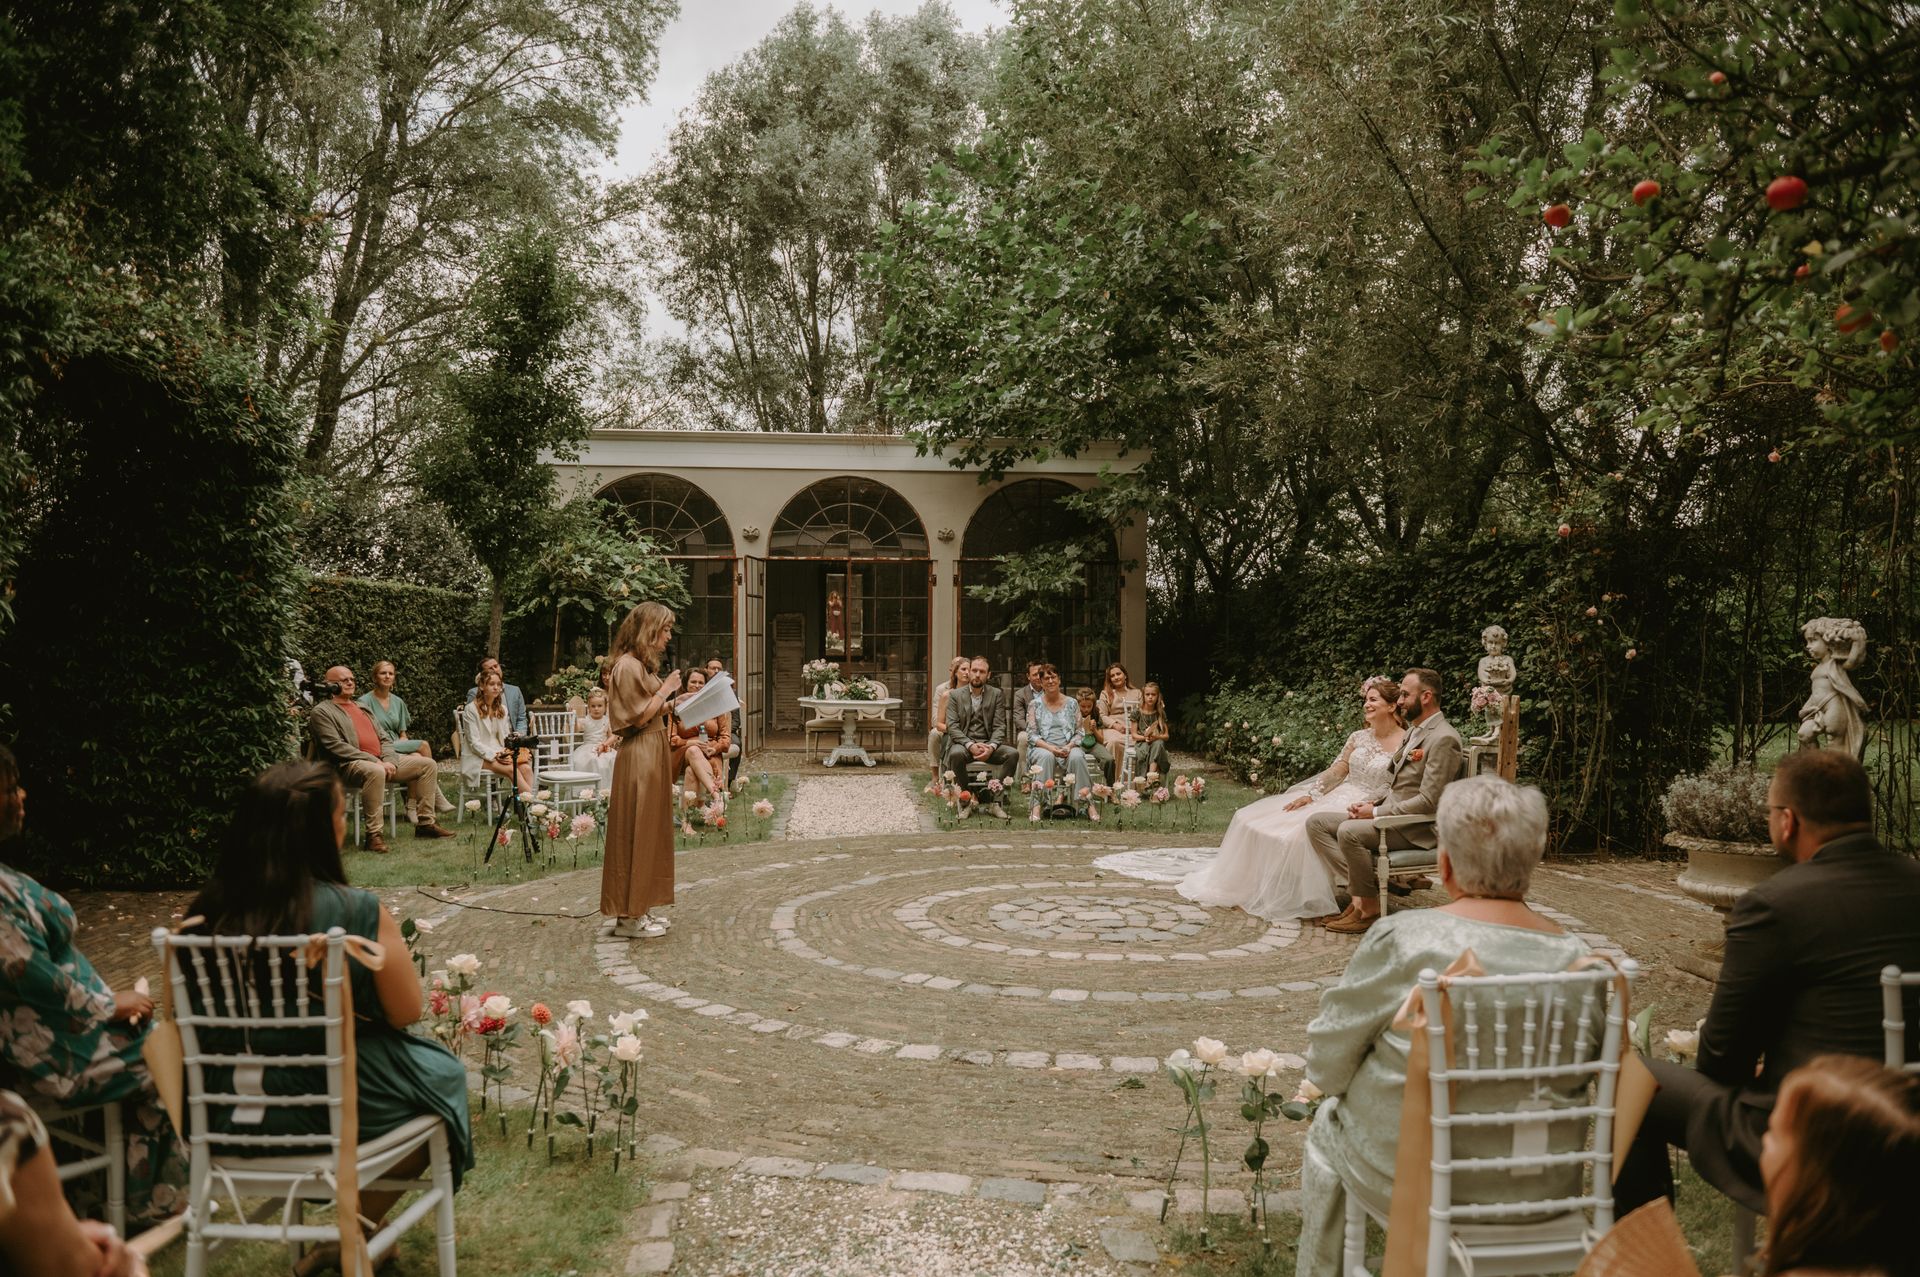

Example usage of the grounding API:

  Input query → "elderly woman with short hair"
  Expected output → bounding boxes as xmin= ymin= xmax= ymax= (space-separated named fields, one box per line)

xmin=1293 ymin=776 xmax=1597 ymax=1277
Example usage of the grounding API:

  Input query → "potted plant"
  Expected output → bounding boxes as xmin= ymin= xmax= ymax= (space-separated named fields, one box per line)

xmin=1664 ymin=764 xmax=1781 ymax=972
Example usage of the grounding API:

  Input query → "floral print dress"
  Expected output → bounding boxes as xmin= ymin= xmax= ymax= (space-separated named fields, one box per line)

xmin=0 ymin=864 xmax=185 ymax=1222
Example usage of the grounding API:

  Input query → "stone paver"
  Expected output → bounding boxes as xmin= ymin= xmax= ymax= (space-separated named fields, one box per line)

xmin=626 ymin=1241 xmax=675 ymax=1274
xmin=893 ymin=1170 xmax=974 ymax=1196
xmin=1099 ymin=1227 xmax=1160 ymax=1265
xmin=976 ymin=1176 xmax=1048 ymax=1207
xmin=815 ymin=1163 xmax=891 ymax=1185
xmin=739 ymin=1156 xmax=815 ymax=1179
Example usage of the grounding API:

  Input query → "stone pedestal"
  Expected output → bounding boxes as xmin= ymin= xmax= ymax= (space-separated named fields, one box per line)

xmin=1668 ymin=832 xmax=1784 ymax=982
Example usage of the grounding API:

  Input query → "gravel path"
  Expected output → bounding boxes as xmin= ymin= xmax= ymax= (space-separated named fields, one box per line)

xmin=783 ymin=773 xmax=926 ymax=839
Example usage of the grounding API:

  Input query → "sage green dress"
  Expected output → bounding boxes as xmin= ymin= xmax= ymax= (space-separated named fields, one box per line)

xmin=198 ymin=884 xmax=473 ymax=1187
xmin=1296 ymin=910 xmax=1593 ymax=1276
xmin=358 ymin=691 xmax=424 ymax=754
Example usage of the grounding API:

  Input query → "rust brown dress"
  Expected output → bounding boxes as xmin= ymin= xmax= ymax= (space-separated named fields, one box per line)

xmin=601 ymin=653 xmax=673 ymax=918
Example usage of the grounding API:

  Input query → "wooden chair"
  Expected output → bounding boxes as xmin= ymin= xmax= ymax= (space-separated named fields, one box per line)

xmin=1343 ymin=960 xmax=1637 ymax=1275
xmin=154 ymin=926 xmax=458 ymax=1277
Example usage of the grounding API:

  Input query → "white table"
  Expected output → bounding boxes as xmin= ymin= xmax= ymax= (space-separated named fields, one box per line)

xmin=800 ymin=696 xmax=903 ymax=767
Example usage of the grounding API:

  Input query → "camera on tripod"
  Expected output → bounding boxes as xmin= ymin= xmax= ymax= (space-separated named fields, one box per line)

xmin=503 ymin=731 xmax=542 ymax=752
xmin=301 ymin=676 xmax=342 ymax=699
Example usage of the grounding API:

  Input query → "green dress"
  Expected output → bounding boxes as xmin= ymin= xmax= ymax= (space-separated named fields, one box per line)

xmin=0 ymin=863 xmax=186 ymax=1221
xmin=197 ymin=884 xmax=473 ymax=1188
xmin=1295 ymin=910 xmax=1594 ymax=1276
xmin=359 ymin=691 xmax=424 ymax=754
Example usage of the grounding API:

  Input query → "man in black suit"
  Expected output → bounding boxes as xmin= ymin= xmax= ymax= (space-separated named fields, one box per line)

xmin=1615 ymin=748 xmax=1920 ymax=1214
xmin=944 ymin=656 xmax=1016 ymax=820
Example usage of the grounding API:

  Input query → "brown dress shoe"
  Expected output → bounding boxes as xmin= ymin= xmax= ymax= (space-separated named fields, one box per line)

xmin=365 ymin=831 xmax=391 ymax=855
xmin=413 ymin=822 xmax=455 ymax=839
xmin=1325 ymin=912 xmax=1378 ymax=935
xmin=1304 ymin=909 xmax=1349 ymax=926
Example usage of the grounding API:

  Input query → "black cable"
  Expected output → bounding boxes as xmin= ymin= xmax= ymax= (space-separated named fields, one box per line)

xmin=412 ymin=887 xmax=603 ymax=920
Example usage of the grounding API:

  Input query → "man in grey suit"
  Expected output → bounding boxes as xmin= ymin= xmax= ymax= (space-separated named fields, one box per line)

xmin=944 ymin=656 xmax=1017 ymax=820
xmin=1307 ymin=667 xmax=1463 ymax=934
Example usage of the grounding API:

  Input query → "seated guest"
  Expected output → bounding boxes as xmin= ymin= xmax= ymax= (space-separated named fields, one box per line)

xmin=1027 ymin=665 xmax=1099 ymax=823
xmin=459 ymin=670 xmax=534 ymax=798
xmin=0 ymin=745 xmax=184 ymax=1227
xmin=1073 ymin=686 xmax=1116 ymax=784
xmin=1131 ymin=681 xmax=1172 ymax=781
xmin=1296 ymin=776 xmax=1593 ymax=1276
xmin=1095 ymin=663 xmax=1142 ymax=753
xmin=0 ymin=1089 xmax=147 ymax=1276
xmin=570 ymin=687 xmax=617 ymax=789
xmin=359 ymin=659 xmax=453 ymax=824
xmin=1011 ymin=660 xmax=1045 ymax=744
xmin=943 ymin=657 xmax=1016 ymax=820
xmin=464 ymin=657 xmax=528 ymax=734
xmin=928 ymin=656 xmax=969 ymax=776
xmin=309 ymin=668 xmax=453 ymax=853
xmin=703 ymin=657 xmax=742 ymax=786
xmin=1615 ymin=748 xmax=1920 ymax=1218
xmin=185 ymin=762 xmax=472 ymax=1274
xmin=668 ymin=669 xmax=728 ymax=832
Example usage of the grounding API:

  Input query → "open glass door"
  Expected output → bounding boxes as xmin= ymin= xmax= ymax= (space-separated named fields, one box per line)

xmin=743 ymin=554 xmax=767 ymax=757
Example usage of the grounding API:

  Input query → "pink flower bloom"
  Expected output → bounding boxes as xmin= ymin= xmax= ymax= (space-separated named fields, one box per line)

xmin=549 ymin=1020 xmax=582 ymax=1068
xmin=570 ymin=812 xmax=597 ymax=837
xmin=495 ymin=828 xmax=510 ymax=847
xmin=459 ymin=993 xmax=484 ymax=1031
xmin=1152 ymin=787 xmax=1170 ymax=803
xmin=752 ymin=799 xmax=774 ymax=818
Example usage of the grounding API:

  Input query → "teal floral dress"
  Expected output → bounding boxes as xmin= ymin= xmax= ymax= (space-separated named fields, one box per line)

xmin=0 ymin=864 xmax=186 ymax=1222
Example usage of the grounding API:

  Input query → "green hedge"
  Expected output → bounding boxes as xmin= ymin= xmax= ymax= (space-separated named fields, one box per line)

xmin=291 ymin=576 xmax=490 ymax=753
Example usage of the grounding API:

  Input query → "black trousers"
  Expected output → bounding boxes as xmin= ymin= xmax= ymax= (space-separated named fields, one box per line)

xmin=1614 ymin=1056 xmax=1768 ymax=1216
xmin=944 ymin=742 xmax=1017 ymax=785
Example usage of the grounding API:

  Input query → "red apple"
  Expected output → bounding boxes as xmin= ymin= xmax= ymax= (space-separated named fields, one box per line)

xmin=1632 ymin=180 xmax=1661 ymax=205
xmin=1765 ymin=175 xmax=1808 ymax=211
xmin=1883 ymin=329 xmax=1900 ymax=353
xmin=1543 ymin=203 xmax=1573 ymax=229
xmin=1709 ymin=71 xmax=1727 ymax=86
xmin=1793 ymin=263 xmax=1811 ymax=280
xmin=1835 ymin=303 xmax=1872 ymax=334
xmin=1557 ymin=523 xmax=1572 ymax=538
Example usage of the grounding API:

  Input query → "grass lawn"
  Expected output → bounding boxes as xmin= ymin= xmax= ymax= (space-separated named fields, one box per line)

xmin=149 ymin=1104 xmax=651 ymax=1277
xmin=917 ymin=772 xmax=1268 ymax=838
xmin=343 ymin=776 xmax=791 ymax=891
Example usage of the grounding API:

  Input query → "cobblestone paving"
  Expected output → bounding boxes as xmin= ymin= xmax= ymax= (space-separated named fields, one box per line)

xmin=66 ymin=805 xmax=1724 ymax=1272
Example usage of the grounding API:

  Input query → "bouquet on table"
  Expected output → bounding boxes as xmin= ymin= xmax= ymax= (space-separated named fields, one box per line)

xmin=840 ymin=676 xmax=880 ymax=702
xmin=802 ymin=659 xmax=839 ymax=695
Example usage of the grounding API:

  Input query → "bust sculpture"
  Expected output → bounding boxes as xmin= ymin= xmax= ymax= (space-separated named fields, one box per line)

xmin=1470 ymin=625 xmax=1518 ymax=747
xmin=1798 ymin=617 xmax=1868 ymax=758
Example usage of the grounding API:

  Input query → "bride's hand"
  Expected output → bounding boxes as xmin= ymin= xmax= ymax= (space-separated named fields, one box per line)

xmin=1283 ymin=794 xmax=1311 ymax=811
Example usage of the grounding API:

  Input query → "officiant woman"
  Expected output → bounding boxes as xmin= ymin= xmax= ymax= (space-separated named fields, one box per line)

xmin=601 ymin=602 xmax=681 ymax=941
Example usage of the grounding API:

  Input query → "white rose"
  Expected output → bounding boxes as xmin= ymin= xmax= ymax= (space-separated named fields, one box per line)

xmin=529 ymin=803 xmax=548 ymax=817
xmin=1239 ymin=1048 xmax=1279 ymax=1079
xmin=1666 ymin=1029 xmax=1699 ymax=1059
xmin=464 ymin=799 xmax=481 ymax=812
xmin=1291 ymin=1079 xmax=1324 ymax=1104
xmin=608 ymin=1011 xmax=637 ymax=1035
xmin=446 ymin=954 xmax=481 ymax=978
xmin=536 ymin=790 xmax=551 ymax=800
xmin=566 ymin=999 xmax=593 ymax=1021
xmin=580 ymin=788 xmax=596 ymax=801
xmin=1029 ymin=763 xmax=1044 ymax=776
xmin=1165 ymin=1048 xmax=1193 ymax=1075
xmin=481 ymin=994 xmax=513 ymax=1019
xmin=611 ymin=1034 xmax=644 ymax=1063
xmin=1192 ymin=1037 xmax=1229 ymax=1066
xmin=413 ymin=918 xmax=434 ymax=933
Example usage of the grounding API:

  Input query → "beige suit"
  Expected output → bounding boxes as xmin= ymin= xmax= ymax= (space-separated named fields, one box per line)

xmin=1305 ymin=710 xmax=1463 ymax=901
xmin=310 ymin=698 xmax=441 ymax=833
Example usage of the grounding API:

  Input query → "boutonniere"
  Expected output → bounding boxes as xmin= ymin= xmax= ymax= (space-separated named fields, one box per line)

xmin=1408 ymin=748 xmax=1426 ymax=762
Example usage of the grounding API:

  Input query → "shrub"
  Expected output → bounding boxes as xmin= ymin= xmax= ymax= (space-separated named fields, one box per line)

xmin=1661 ymin=765 xmax=1770 ymax=843
xmin=290 ymin=576 xmax=489 ymax=753
xmin=1190 ymin=680 xmax=1364 ymax=793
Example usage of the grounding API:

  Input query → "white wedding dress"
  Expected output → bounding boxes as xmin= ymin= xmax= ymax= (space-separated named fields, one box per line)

xmin=1093 ymin=730 xmax=1399 ymax=923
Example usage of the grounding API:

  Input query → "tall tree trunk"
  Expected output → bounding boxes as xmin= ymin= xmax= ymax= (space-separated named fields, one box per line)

xmin=488 ymin=572 xmax=506 ymax=658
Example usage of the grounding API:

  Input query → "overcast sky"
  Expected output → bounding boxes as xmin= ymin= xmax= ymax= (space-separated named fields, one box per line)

xmin=608 ymin=0 xmax=1007 ymax=181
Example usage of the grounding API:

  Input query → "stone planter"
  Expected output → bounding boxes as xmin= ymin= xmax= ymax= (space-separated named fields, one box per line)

xmin=1667 ymin=832 xmax=1785 ymax=981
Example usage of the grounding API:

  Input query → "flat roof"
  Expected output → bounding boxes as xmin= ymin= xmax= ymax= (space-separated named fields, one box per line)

xmin=561 ymin=429 xmax=1144 ymax=475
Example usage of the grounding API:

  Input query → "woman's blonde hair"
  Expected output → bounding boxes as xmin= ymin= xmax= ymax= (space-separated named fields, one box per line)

xmin=611 ymin=602 xmax=675 ymax=673
xmin=475 ymin=670 xmax=506 ymax=719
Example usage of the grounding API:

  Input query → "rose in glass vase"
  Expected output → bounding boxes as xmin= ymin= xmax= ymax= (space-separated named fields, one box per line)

xmin=802 ymin=659 xmax=839 ymax=696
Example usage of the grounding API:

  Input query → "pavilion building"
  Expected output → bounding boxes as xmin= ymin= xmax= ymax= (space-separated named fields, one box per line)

xmin=552 ymin=429 xmax=1147 ymax=753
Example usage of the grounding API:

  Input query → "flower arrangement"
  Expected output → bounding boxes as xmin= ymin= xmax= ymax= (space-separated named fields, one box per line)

xmin=1162 ymin=1035 xmax=1311 ymax=1251
xmin=839 ymin=676 xmax=880 ymax=702
xmin=802 ymin=659 xmax=839 ymax=693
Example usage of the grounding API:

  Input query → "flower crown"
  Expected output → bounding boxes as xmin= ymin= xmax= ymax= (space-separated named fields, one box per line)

xmin=1360 ymin=675 xmax=1393 ymax=693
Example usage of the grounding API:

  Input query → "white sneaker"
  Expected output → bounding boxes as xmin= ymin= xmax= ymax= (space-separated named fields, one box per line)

xmin=637 ymin=916 xmax=669 ymax=938
xmin=956 ymin=802 xmax=973 ymax=820
xmin=641 ymin=913 xmax=672 ymax=933
xmin=609 ymin=917 xmax=643 ymax=938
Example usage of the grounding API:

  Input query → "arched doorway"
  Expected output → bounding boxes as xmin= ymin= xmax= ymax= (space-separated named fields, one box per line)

xmin=596 ymin=473 xmax=736 ymax=677
xmin=960 ymin=479 xmax=1121 ymax=693
xmin=766 ymin=477 xmax=931 ymax=735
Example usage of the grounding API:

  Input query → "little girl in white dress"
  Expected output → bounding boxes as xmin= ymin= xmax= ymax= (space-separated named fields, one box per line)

xmin=571 ymin=688 xmax=617 ymax=789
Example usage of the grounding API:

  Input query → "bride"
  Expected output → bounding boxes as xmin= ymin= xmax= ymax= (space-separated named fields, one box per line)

xmin=1174 ymin=677 xmax=1405 ymax=923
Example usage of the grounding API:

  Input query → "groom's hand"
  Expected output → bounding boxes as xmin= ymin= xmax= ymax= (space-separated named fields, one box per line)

xmin=1348 ymin=802 xmax=1375 ymax=820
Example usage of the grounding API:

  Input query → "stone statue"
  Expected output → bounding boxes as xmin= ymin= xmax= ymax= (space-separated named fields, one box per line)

xmin=1470 ymin=625 xmax=1518 ymax=748
xmin=1798 ymin=617 xmax=1868 ymax=758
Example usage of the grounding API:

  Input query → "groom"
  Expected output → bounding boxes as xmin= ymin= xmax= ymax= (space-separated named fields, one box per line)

xmin=1306 ymin=668 xmax=1463 ymax=934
